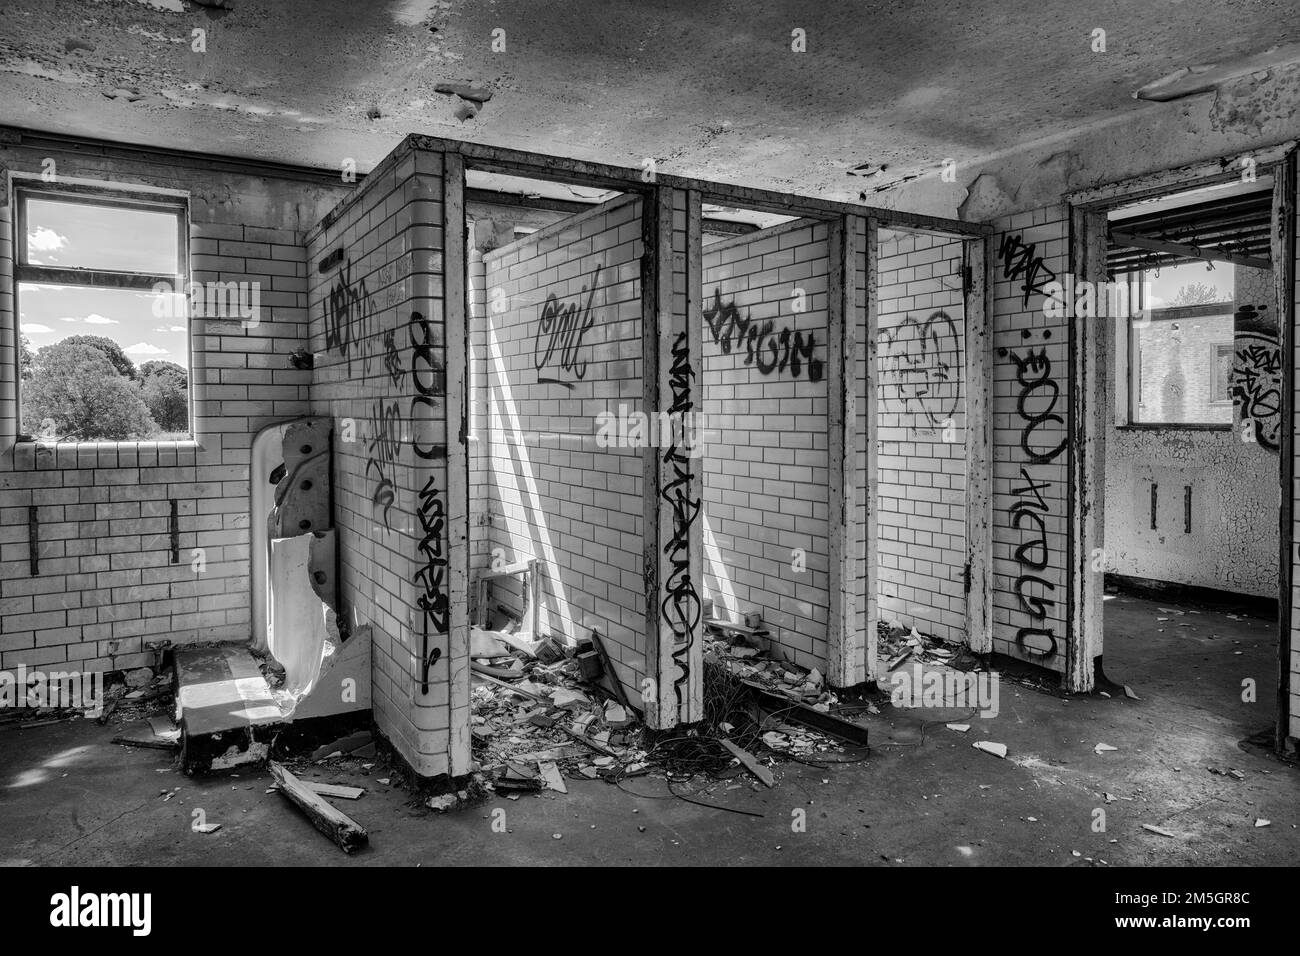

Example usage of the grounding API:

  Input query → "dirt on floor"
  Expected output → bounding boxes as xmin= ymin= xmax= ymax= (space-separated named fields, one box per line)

xmin=1 ymin=593 xmax=1296 ymax=866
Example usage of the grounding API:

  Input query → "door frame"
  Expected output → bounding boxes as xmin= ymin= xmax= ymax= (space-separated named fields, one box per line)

xmin=1065 ymin=144 xmax=1296 ymax=747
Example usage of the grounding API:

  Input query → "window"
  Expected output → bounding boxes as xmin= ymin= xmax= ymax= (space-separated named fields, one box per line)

xmin=1126 ymin=262 xmax=1235 ymax=426
xmin=1210 ymin=343 xmax=1235 ymax=405
xmin=15 ymin=186 xmax=190 ymax=442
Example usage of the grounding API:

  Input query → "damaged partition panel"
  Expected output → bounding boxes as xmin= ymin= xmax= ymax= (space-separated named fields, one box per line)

xmin=700 ymin=218 xmax=830 ymax=673
xmin=477 ymin=194 xmax=649 ymax=703
xmin=305 ymin=142 xmax=470 ymax=778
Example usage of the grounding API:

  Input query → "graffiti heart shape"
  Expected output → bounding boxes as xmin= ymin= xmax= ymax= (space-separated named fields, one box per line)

xmin=878 ymin=310 xmax=959 ymax=427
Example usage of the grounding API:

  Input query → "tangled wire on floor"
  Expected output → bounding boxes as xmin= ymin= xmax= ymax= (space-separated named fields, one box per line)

xmin=636 ymin=662 xmax=767 ymax=778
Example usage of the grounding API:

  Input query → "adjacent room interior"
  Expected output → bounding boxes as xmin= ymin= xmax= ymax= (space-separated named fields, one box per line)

xmin=1101 ymin=178 xmax=1281 ymax=740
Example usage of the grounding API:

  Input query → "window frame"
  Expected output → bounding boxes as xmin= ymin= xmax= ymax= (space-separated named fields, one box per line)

xmin=1209 ymin=341 xmax=1235 ymax=406
xmin=1122 ymin=300 xmax=1237 ymax=431
xmin=12 ymin=181 xmax=193 ymax=444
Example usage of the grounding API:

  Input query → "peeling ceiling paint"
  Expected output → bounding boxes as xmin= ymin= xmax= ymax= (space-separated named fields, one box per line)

xmin=0 ymin=0 xmax=1297 ymax=203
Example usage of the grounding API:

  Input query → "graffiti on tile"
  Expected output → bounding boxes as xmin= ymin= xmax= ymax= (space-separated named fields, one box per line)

xmin=879 ymin=309 xmax=959 ymax=428
xmin=703 ymin=288 xmax=823 ymax=382
xmin=535 ymin=265 xmax=601 ymax=389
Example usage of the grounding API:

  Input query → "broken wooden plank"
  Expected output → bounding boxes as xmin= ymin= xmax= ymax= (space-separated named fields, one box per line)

xmin=305 ymin=782 xmax=365 ymax=801
xmin=470 ymin=660 xmax=525 ymax=681
xmin=1142 ymin=823 xmax=1176 ymax=838
xmin=269 ymin=761 xmax=368 ymax=854
xmin=719 ymin=738 xmax=775 ymax=788
xmin=112 ymin=719 xmax=180 ymax=751
xmin=740 ymin=678 xmax=870 ymax=747
xmin=590 ymin=629 xmax=635 ymax=714
xmin=309 ymin=731 xmax=373 ymax=761
xmin=472 ymin=671 xmax=549 ymax=702
xmin=96 ymin=698 xmax=119 ymax=726
xmin=556 ymin=724 xmax=619 ymax=758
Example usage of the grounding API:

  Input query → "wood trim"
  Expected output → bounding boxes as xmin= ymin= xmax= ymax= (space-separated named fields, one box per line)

xmin=14 ymin=264 xmax=174 ymax=289
xmin=642 ymin=185 xmax=704 ymax=726
xmin=826 ymin=215 xmax=857 ymax=686
xmin=1066 ymin=142 xmax=1297 ymax=207
xmin=965 ymin=236 xmax=993 ymax=654
xmin=1274 ymin=150 xmax=1297 ymax=752
xmin=863 ymin=216 xmax=880 ymax=681
xmin=640 ymin=188 xmax=671 ymax=727
xmin=442 ymin=150 xmax=473 ymax=776
xmin=684 ymin=189 xmax=705 ymax=721
xmin=3 ymin=124 xmax=361 ymax=187
xmin=1109 ymin=230 xmax=1271 ymax=271
xmin=1067 ymin=205 xmax=1108 ymax=691
xmin=410 ymin=134 xmax=991 ymax=238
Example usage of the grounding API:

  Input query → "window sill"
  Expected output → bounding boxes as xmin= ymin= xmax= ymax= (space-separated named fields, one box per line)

xmin=11 ymin=438 xmax=202 ymax=471
xmin=1115 ymin=423 xmax=1232 ymax=432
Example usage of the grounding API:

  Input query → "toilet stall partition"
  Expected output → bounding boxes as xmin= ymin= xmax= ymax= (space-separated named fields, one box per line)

xmin=304 ymin=134 xmax=988 ymax=774
xmin=306 ymin=142 xmax=470 ymax=779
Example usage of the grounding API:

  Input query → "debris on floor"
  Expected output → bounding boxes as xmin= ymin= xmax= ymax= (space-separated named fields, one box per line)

xmin=469 ymin=633 xmax=651 ymax=789
xmin=877 ymin=620 xmax=982 ymax=673
xmin=1142 ymin=823 xmax=1177 ymax=838
xmin=468 ymin=621 xmax=872 ymax=807
xmin=310 ymin=730 xmax=374 ymax=761
xmin=269 ymin=760 xmax=368 ymax=854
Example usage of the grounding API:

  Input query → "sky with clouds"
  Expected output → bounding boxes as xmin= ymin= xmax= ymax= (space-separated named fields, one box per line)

xmin=19 ymin=198 xmax=186 ymax=368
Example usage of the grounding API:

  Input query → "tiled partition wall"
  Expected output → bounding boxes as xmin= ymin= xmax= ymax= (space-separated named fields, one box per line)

xmin=306 ymin=141 xmax=469 ymax=779
xmin=478 ymin=195 xmax=647 ymax=698
xmin=699 ymin=219 xmax=831 ymax=672
xmin=875 ymin=229 xmax=968 ymax=644
xmin=990 ymin=208 xmax=1071 ymax=673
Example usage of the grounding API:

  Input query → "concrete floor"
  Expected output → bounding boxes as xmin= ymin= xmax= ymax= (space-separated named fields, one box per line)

xmin=1 ymin=593 xmax=1295 ymax=867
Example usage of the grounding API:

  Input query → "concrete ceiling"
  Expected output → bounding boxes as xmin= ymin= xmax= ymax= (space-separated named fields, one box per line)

xmin=2 ymin=0 xmax=1298 ymax=206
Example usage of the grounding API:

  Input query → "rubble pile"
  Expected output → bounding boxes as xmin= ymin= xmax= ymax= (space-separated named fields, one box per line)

xmin=469 ymin=627 xmax=649 ymax=794
xmin=877 ymin=620 xmax=981 ymax=672
xmin=706 ymin=636 xmax=841 ymax=712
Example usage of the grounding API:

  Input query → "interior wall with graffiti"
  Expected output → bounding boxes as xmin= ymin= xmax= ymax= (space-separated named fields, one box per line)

xmin=991 ymin=216 xmax=1071 ymax=670
xmin=477 ymin=195 xmax=647 ymax=693
xmin=306 ymin=148 xmax=462 ymax=776
xmin=699 ymin=219 xmax=830 ymax=673
xmin=1102 ymin=263 xmax=1279 ymax=597
xmin=875 ymin=229 xmax=968 ymax=645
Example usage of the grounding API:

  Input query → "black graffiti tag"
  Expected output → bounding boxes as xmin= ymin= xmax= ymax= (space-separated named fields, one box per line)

xmin=408 ymin=312 xmax=447 ymax=461
xmin=1009 ymin=468 xmax=1059 ymax=659
xmin=414 ymin=476 xmax=449 ymax=636
xmin=365 ymin=400 xmax=402 ymax=531
xmin=998 ymin=232 xmax=1057 ymax=308
xmin=535 ymin=266 xmax=601 ymax=388
xmin=660 ymin=331 xmax=701 ymax=715
xmin=1230 ymin=331 xmax=1281 ymax=451
xmin=1005 ymin=343 xmax=1066 ymax=661
xmin=325 ymin=258 xmax=375 ymax=377
xmin=383 ymin=328 xmax=406 ymax=388
xmin=702 ymin=289 xmax=823 ymax=382
xmin=1009 ymin=349 xmax=1068 ymax=465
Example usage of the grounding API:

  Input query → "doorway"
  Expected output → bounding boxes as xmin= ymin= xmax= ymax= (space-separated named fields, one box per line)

xmin=1071 ymin=152 xmax=1296 ymax=750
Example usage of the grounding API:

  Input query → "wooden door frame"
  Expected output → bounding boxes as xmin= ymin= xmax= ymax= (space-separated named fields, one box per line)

xmin=1065 ymin=145 xmax=1296 ymax=741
